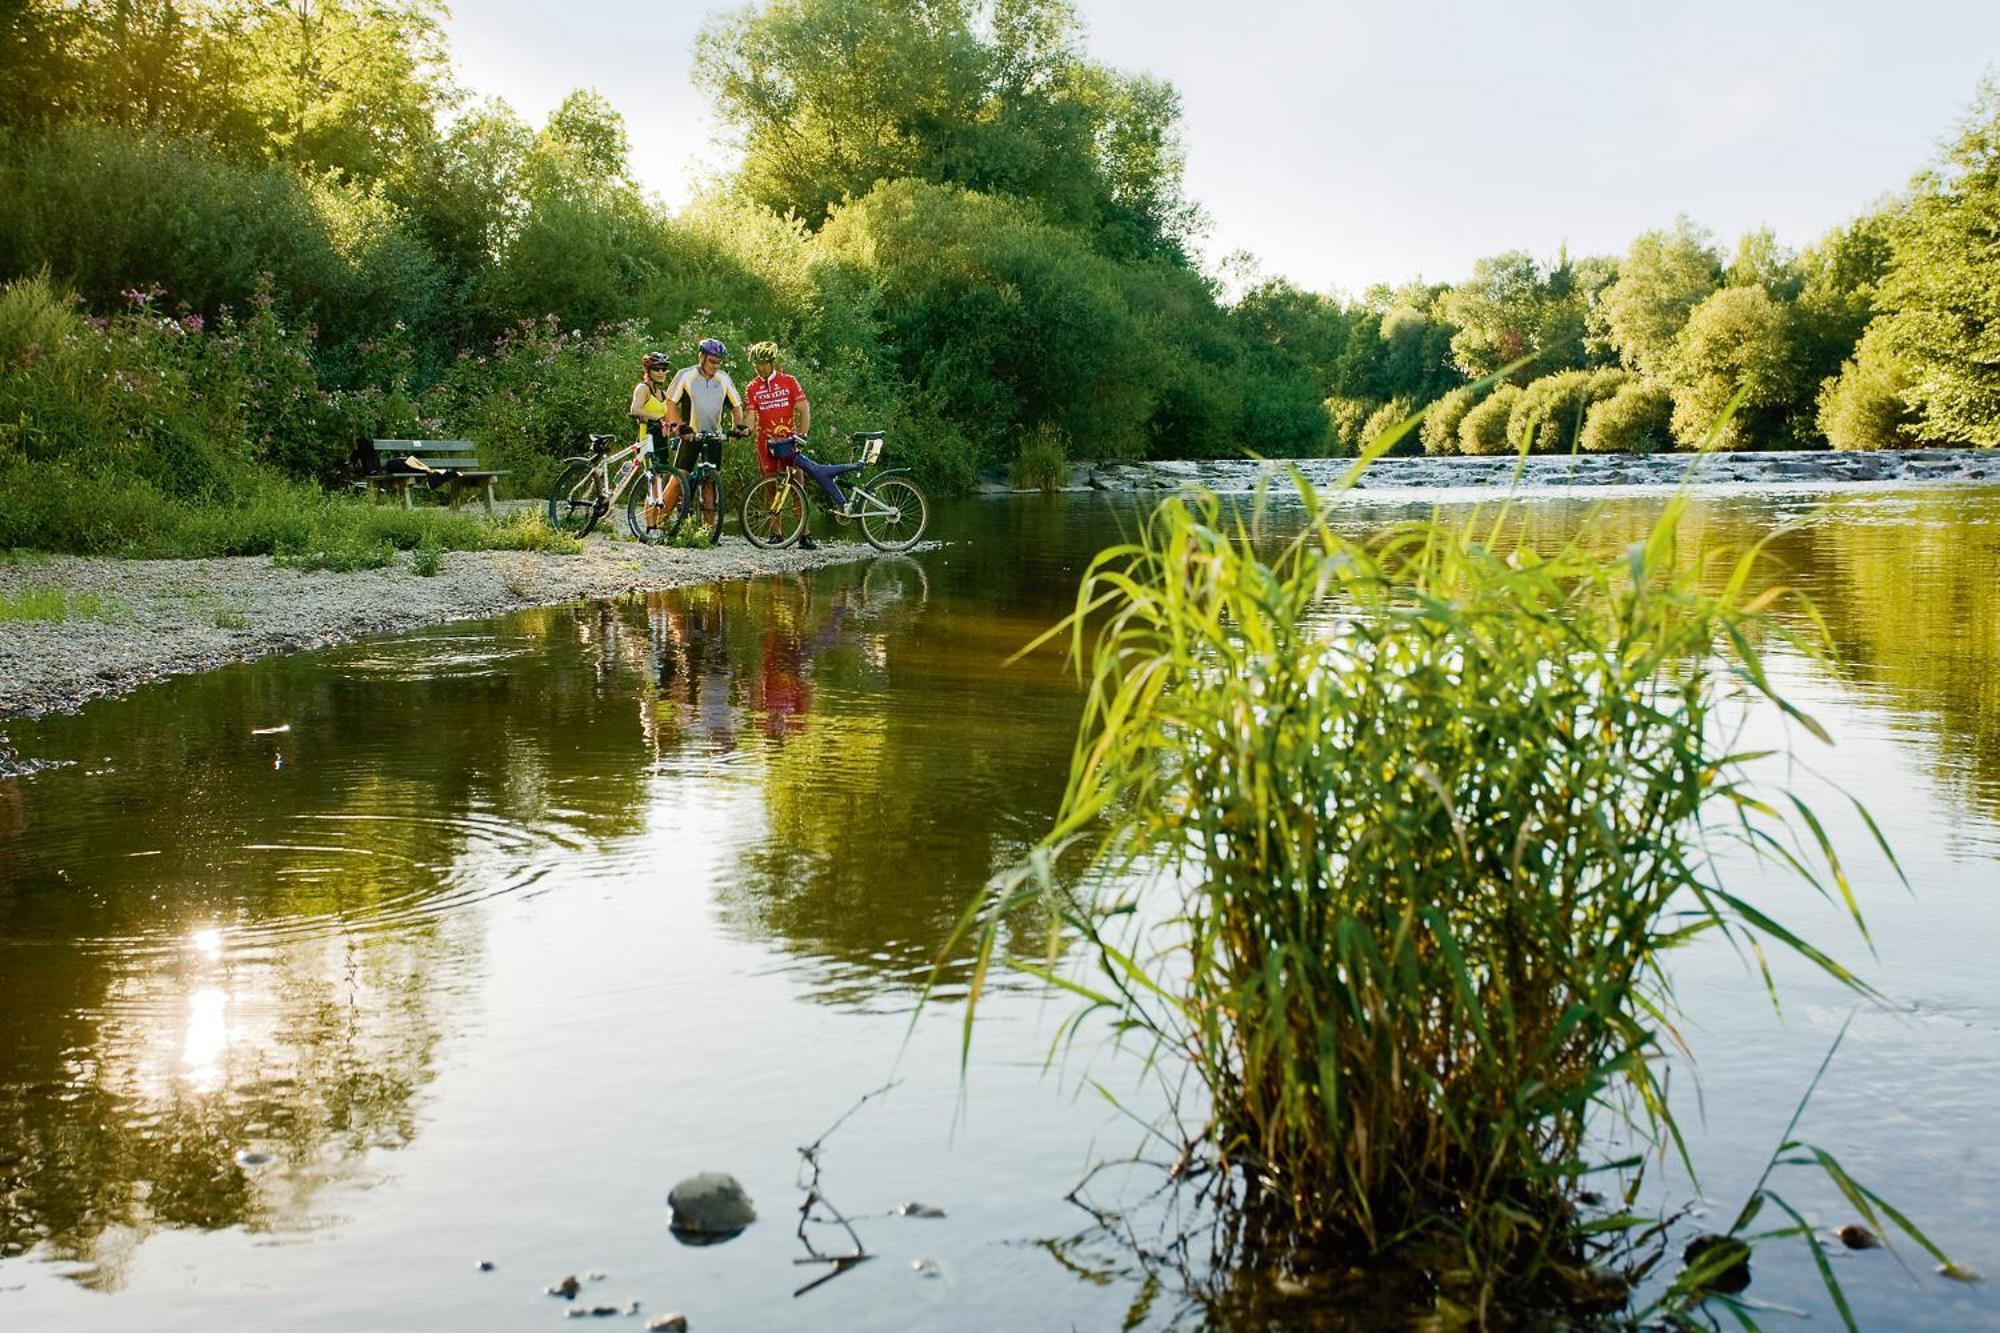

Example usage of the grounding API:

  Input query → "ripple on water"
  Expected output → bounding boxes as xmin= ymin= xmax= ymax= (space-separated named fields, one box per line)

xmin=1 ymin=804 xmax=591 ymax=959
xmin=333 ymin=634 xmax=542 ymax=682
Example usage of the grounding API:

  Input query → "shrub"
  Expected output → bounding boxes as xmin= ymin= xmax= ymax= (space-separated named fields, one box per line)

xmin=1507 ymin=368 xmax=1628 ymax=454
xmin=1457 ymin=381 xmax=1524 ymax=455
xmin=1322 ymin=396 xmax=1372 ymax=456
xmin=1580 ymin=381 xmax=1675 ymax=454
xmin=1418 ymin=384 xmax=1479 ymax=455
xmin=1358 ymin=396 xmax=1419 ymax=456
xmin=1818 ymin=325 xmax=1926 ymax=451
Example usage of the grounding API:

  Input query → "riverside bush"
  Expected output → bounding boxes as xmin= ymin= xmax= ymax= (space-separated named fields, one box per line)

xmin=1818 ymin=325 xmax=1926 ymax=451
xmin=1457 ymin=380 xmax=1523 ymax=454
xmin=1322 ymin=396 xmax=1372 ymax=455
xmin=956 ymin=467 xmax=1934 ymax=1320
xmin=1580 ymin=381 xmax=1676 ymax=454
xmin=1358 ymin=396 xmax=1418 ymax=456
xmin=1418 ymin=384 xmax=1479 ymax=455
xmin=1506 ymin=367 xmax=1629 ymax=454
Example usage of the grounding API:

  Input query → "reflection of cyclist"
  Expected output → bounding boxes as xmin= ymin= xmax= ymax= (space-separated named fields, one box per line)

xmin=629 ymin=350 xmax=676 ymax=529
xmin=664 ymin=337 xmax=745 ymax=538
xmin=752 ymin=580 xmax=851 ymax=741
xmin=653 ymin=585 xmax=739 ymax=753
xmin=744 ymin=341 xmax=817 ymax=550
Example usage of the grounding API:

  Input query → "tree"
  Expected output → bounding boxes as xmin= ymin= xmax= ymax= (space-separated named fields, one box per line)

xmin=1869 ymin=81 xmax=2000 ymax=447
xmin=815 ymin=178 xmax=1159 ymax=460
xmin=694 ymin=0 xmax=1196 ymax=258
xmin=1726 ymin=227 xmax=1802 ymax=301
xmin=1230 ymin=279 xmax=1350 ymax=396
xmin=1818 ymin=324 xmax=1924 ymax=451
xmin=1668 ymin=285 xmax=1798 ymax=450
xmin=247 ymin=1 xmax=454 ymax=182
xmin=1597 ymin=218 xmax=1722 ymax=380
xmin=1439 ymin=250 xmax=1606 ymax=381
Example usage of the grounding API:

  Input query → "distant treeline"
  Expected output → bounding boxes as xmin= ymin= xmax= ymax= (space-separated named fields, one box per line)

xmin=3 ymin=1 xmax=1999 ymax=543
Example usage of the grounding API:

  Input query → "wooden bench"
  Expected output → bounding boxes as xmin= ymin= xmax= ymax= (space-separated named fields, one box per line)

xmin=352 ymin=439 xmax=507 ymax=518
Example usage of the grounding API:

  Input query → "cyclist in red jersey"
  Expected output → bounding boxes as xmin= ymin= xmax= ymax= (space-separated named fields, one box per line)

xmin=743 ymin=341 xmax=817 ymax=549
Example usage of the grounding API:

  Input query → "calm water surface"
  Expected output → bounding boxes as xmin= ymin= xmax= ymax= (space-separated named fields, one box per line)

xmin=2 ymin=484 xmax=1998 ymax=1330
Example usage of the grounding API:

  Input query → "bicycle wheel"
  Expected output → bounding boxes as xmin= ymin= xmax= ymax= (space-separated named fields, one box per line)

xmin=548 ymin=458 xmax=607 ymax=537
xmin=626 ymin=467 xmax=677 ymax=544
xmin=859 ymin=476 xmax=928 ymax=551
xmin=738 ymin=474 xmax=808 ymax=549
xmin=669 ymin=468 xmax=725 ymax=545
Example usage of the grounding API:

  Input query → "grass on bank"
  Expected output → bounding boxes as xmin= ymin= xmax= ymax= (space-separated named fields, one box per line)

xmin=0 ymin=465 xmax=580 ymax=564
xmin=950 ymin=440 xmax=1949 ymax=1323
xmin=0 ymin=585 xmax=128 ymax=622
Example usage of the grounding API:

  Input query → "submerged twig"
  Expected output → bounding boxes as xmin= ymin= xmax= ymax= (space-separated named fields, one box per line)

xmin=791 ymin=1080 xmax=902 ymax=1297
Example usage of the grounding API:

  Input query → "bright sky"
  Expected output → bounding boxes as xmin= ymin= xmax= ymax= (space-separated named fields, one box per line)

xmin=441 ymin=1 xmax=2000 ymax=297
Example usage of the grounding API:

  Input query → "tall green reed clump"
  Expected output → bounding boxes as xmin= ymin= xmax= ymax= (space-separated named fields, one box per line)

xmin=963 ymin=464 xmax=1890 ymax=1302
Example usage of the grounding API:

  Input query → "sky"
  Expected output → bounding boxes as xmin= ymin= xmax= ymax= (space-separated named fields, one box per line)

xmin=441 ymin=0 xmax=2000 ymax=297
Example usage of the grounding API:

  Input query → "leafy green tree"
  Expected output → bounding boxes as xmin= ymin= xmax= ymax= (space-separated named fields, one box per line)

xmin=1870 ymin=81 xmax=2000 ymax=446
xmin=1790 ymin=207 xmax=1898 ymax=433
xmin=1818 ymin=325 xmax=1924 ymax=451
xmin=1598 ymin=217 xmax=1722 ymax=380
xmin=816 ymin=178 xmax=1158 ymax=460
xmin=694 ymin=0 xmax=1195 ymax=259
xmin=1230 ymin=278 xmax=1350 ymax=395
xmin=1439 ymin=250 xmax=1607 ymax=381
xmin=1668 ymin=285 xmax=1799 ymax=450
xmin=1726 ymin=227 xmax=1803 ymax=301
xmin=235 ymin=0 xmax=455 ymax=184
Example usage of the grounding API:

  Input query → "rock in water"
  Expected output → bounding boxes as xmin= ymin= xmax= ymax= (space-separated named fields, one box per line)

xmin=1834 ymin=1223 xmax=1879 ymax=1250
xmin=647 ymin=1315 xmax=689 ymax=1332
xmin=1682 ymin=1235 xmax=1752 ymax=1294
xmin=667 ymin=1172 xmax=756 ymax=1236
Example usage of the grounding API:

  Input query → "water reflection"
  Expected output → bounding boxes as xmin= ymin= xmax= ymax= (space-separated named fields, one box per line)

xmin=0 ymin=486 xmax=1997 ymax=1325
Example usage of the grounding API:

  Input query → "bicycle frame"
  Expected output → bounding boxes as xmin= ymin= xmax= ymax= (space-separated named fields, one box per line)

xmin=586 ymin=436 xmax=651 ymax=509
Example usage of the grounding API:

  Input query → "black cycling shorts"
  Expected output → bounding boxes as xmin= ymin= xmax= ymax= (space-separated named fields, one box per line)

xmin=673 ymin=435 xmax=723 ymax=472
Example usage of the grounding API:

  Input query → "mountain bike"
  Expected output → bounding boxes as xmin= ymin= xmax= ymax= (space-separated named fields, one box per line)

xmin=548 ymin=433 xmax=653 ymax=537
xmin=628 ymin=430 xmax=734 ymax=546
xmin=738 ymin=431 xmax=929 ymax=552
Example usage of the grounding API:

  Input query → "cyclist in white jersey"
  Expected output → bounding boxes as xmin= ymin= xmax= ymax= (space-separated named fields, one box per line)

xmin=662 ymin=337 xmax=744 ymax=538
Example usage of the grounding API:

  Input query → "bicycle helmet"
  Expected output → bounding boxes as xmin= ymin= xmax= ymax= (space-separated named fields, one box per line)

xmin=642 ymin=350 xmax=671 ymax=371
xmin=696 ymin=337 xmax=727 ymax=359
xmin=747 ymin=340 xmax=779 ymax=364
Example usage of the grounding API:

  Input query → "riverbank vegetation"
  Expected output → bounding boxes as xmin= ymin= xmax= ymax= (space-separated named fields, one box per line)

xmin=957 ymin=464 xmax=1947 ymax=1321
xmin=5 ymin=3 xmax=2000 ymax=558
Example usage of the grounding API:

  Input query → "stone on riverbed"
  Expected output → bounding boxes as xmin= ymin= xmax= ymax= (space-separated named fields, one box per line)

xmin=668 ymin=1172 xmax=756 ymax=1237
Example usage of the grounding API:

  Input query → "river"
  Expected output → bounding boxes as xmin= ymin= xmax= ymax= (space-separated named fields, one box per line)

xmin=2 ymin=482 xmax=1997 ymax=1330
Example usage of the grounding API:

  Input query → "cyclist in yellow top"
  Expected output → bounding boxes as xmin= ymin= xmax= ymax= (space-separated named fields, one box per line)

xmin=630 ymin=350 xmax=676 ymax=529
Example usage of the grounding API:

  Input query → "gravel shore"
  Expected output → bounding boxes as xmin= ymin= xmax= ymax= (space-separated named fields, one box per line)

xmin=0 ymin=535 xmax=881 ymax=722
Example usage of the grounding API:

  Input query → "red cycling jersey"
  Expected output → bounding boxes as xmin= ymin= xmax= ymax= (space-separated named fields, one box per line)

xmin=745 ymin=371 xmax=807 ymax=474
